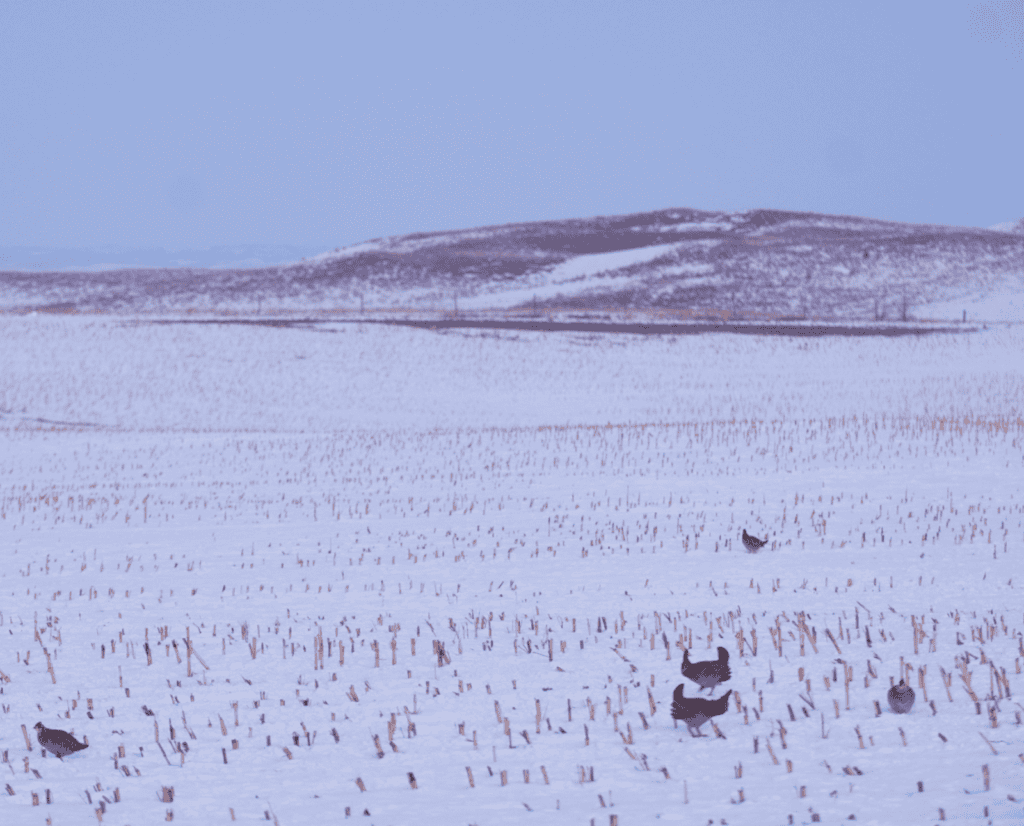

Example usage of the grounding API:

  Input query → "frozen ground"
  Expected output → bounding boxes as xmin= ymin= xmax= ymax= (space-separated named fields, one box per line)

xmin=1 ymin=316 xmax=1023 ymax=825
xmin=916 ymin=291 xmax=1024 ymax=324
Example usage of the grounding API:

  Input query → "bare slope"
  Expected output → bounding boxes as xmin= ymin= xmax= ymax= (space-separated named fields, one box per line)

xmin=3 ymin=208 xmax=1022 ymax=320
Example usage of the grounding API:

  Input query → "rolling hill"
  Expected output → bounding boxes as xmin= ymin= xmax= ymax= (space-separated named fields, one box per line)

xmin=3 ymin=208 xmax=1022 ymax=321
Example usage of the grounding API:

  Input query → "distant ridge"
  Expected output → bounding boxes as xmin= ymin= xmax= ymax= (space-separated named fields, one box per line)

xmin=3 ymin=208 xmax=1023 ymax=322
xmin=0 ymin=243 xmax=320 ymax=273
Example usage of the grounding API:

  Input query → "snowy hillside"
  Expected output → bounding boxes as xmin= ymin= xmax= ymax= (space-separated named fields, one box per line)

xmin=3 ymin=208 xmax=1023 ymax=322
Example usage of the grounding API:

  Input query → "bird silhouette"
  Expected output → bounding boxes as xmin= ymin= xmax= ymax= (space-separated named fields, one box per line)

xmin=742 ymin=529 xmax=767 ymax=552
xmin=887 ymin=679 xmax=915 ymax=714
xmin=34 ymin=722 xmax=88 ymax=758
xmin=671 ymin=684 xmax=732 ymax=737
xmin=681 ymin=646 xmax=731 ymax=694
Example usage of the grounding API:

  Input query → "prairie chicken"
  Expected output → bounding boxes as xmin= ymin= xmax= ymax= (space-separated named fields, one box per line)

xmin=742 ymin=529 xmax=767 ymax=552
xmin=671 ymin=684 xmax=733 ymax=737
xmin=681 ymin=646 xmax=731 ymax=694
xmin=34 ymin=722 xmax=88 ymax=758
xmin=887 ymin=679 xmax=915 ymax=714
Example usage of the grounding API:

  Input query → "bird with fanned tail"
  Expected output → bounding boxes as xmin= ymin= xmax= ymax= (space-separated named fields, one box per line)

xmin=681 ymin=645 xmax=731 ymax=694
xmin=887 ymin=679 xmax=915 ymax=714
xmin=34 ymin=722 xmax=88 ymax=758
xmin=742 ymin=529 xmax=767 ymax=552
xmin=671 ymin=684 xmax=733 ymax=737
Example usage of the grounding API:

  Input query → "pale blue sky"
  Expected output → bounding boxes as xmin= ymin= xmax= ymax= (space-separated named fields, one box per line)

xmin=1 ymin=1 xmax=1021 ymax=265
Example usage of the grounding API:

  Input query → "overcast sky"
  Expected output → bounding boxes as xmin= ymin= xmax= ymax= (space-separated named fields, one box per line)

xmin=1 ymin=1 xmax=1022 ymax=265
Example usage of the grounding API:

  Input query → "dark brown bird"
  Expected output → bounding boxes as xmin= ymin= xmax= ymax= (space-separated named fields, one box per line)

xmin=671 ymin=684 xmax=733 ymax=737
xmin=887 ymin=679 xmax=915 ymax=714
xmin=681 ymin=646 xmax=731 ymax=694
xmin=34 ymin=722 xmax=88 ymax=758
xmin=742 ymin=529 xmax=767 ymax=552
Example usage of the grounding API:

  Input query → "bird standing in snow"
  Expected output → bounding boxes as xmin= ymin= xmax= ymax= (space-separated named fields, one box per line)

xmin=671 ymin=684 xmax=733 ymax=737
xmin=887 ymin=679 xmax=915 ymax=714
xmin=742 ymin=529 xmax=767 ymax=552
xmin=681 ymin=646 xmax=731 ymax=694
xmin=33 ymin=722 xmax=88 ymax=758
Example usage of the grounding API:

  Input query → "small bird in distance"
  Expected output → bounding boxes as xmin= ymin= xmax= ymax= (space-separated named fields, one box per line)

xmin=742 ymin=529 xmax=767 ymax=552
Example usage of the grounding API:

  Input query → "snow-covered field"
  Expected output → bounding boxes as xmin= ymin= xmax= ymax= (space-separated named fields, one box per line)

xmin=916 ymin=291 xmax=1024 ymax=324
xmin=2 ymin=315 xmax=1023 ymax=825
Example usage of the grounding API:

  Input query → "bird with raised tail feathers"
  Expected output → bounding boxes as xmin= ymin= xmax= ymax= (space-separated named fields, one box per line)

xmin=681 ymin=646 xmax=731 ymax=694
xmin=742 ymin=529 xmax=767 ymax=552
xmin=671 ymin=684 xmax=733 ymax=737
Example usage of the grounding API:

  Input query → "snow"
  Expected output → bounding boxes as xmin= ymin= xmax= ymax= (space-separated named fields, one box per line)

xmin=916 ymin=290 xmax=1024 ymax=324
xmin=534 ymin=245 xmax=681 ymax=283
xmin=2 ymin=316 xmax=1024 ymax=825
xmin=988 ymin=220 xmax=1024 ymax=235
xmin=655 ymin=221 xmax=735 ymax=234
xmin=459 ymin=244 xmax=684 ymax=309
xmin=307 ymin=242 xmax=388 ymax=264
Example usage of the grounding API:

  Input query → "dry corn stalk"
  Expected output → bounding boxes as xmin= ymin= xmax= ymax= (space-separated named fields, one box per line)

xmin=959 ymin=660 xmax=979 ymax=703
